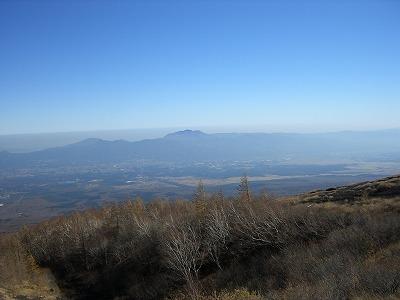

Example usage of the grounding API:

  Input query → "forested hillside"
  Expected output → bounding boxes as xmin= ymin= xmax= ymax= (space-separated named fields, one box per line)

xmin=1 ymin=176 xmax=400 ymax=299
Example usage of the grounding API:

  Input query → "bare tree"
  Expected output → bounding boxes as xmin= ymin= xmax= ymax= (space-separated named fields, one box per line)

xmin=162 ymin=218 xmax=203 ymax=298
xmin=193 ymin=180 xmax=206 ymax=215
xmin=204 ymin=202 xmax=230 ymax=270
xmin=238 ymin=175 xmax=252 ymax=202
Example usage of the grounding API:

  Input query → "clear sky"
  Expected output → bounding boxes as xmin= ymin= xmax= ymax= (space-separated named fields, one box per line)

xmin=1 ymin=0 xmax=400 ymax=135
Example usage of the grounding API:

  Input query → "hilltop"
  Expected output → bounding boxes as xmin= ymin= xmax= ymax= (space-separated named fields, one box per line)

xmin=164 ymin=130 xmax=208 ymax=138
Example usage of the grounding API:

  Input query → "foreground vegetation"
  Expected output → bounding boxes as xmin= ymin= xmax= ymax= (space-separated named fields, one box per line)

xmin=1 ymin=176 xmax=400 ymax=299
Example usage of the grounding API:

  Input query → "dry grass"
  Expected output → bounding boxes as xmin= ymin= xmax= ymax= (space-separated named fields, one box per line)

xmin=0 ymin=234 xmax=62 ymax=299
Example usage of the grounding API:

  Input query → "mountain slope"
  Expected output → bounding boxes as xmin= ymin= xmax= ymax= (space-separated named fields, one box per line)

xmin=1 ymin=175 xmax=400 ymax=299
xmin=299 ymin=174 xmax=400 ymax=203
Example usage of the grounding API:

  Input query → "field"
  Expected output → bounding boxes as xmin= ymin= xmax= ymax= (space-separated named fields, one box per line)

xmin=1 ymin=160 xmax=399 ymax=232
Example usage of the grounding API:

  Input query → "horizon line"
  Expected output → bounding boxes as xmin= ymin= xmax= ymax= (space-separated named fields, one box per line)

xmin=1 ymin=126 xmax=400 ymax=138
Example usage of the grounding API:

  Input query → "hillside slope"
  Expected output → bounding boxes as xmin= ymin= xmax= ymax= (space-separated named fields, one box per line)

xmin=0 ymin=175 xmax=399 ymax=299
xmin=299 ymin=174 xmax=400 ymax=203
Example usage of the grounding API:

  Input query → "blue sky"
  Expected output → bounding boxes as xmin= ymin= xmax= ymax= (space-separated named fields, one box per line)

xmin=1 ymin=0 xmax=399 ymax=135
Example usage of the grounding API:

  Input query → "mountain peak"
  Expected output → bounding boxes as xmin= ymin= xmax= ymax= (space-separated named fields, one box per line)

xmin=71 ymin=138 xmax=105 ymax=146
xmin=164 ymin=130 xmax=207 ymax=138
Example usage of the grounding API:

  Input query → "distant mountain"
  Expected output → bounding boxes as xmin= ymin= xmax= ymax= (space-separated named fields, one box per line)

xmin=1 ymin=129 xmax=400 ymax=168
xmin=164 ymin=129 xmax=207 ymax=139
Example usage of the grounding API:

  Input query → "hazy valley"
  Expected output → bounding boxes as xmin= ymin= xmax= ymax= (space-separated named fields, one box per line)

xmin=1 ymin=129 xmax=400 ymax=232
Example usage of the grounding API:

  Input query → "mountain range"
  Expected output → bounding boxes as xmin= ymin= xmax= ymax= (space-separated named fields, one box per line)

xmin=1 ymin=129 xmax=400 ymax=168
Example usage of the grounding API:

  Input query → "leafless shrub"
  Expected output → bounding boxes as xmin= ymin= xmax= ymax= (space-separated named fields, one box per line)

xmin=13 ymin=186 xmax=400 ymax=300
xmin=162 ymin=217 xmax=204 ymax=298
xmin=203 ymin=201 xmax=230 ymax=269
